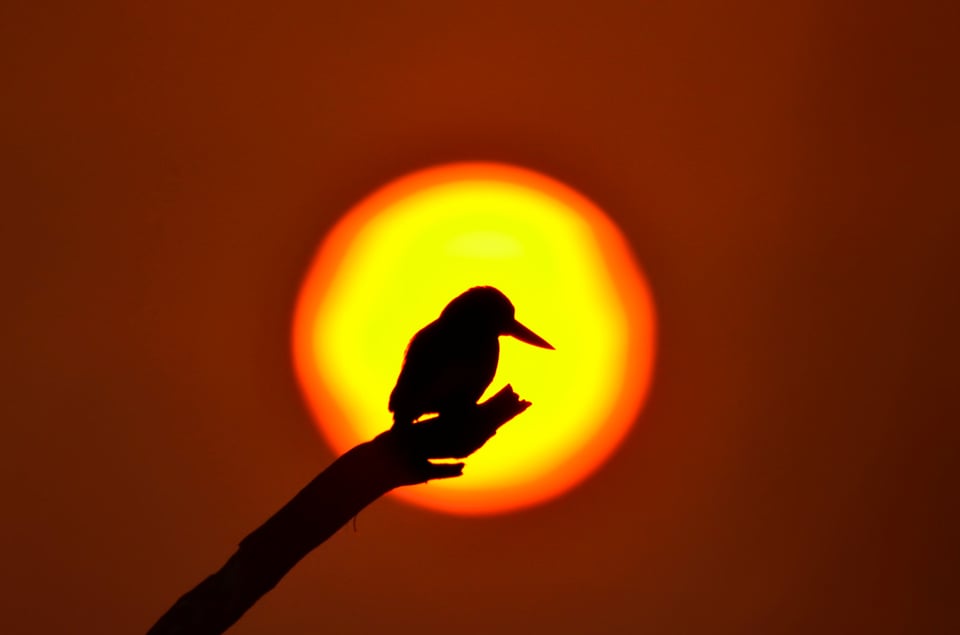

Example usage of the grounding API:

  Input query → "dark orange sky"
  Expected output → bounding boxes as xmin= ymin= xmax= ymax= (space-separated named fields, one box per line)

xmin=2 ymin=2 xmax=957 ymax=633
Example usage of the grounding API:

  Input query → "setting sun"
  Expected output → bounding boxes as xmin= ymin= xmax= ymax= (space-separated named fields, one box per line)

xmin=293 ymin=163 xmax=656 ymax=515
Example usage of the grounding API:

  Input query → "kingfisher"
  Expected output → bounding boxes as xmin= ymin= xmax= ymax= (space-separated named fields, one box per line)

xmin=389 ymin=286 xmax=554 ymax=429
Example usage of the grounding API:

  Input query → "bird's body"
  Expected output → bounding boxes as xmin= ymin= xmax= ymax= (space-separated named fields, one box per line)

xmin=389 ymin=286 xmax=553 ymax=428
xmin=389 ymin=320 xmax=500 ymax=426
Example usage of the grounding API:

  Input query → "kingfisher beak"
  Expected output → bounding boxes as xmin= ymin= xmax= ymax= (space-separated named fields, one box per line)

xmin=506 ymin=319 xmax=555 ymax=350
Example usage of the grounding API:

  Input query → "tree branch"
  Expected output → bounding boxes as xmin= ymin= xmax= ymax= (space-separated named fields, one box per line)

xmin=147 ymin=385 xmax=530 ymax=635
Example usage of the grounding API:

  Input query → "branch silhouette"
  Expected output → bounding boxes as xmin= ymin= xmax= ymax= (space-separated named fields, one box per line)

xmin=147 ymin=385 xmax=530 ymax=635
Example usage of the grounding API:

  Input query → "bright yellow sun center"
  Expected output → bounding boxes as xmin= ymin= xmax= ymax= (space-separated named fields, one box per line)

xmin=293 ymin=163 xmax=656 ymax=515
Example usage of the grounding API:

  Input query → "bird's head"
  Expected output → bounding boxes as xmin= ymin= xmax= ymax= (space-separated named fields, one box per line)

xmin=439 ymin=286 xmax=555 ymax=349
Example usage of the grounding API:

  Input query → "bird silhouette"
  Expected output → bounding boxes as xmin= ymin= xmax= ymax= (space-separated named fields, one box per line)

xmin=389 ymin=286 xmax=554 ymax=429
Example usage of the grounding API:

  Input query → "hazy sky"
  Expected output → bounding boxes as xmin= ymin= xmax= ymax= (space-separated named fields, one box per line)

xmin=2 ymin=2 xmax=957 ymax=633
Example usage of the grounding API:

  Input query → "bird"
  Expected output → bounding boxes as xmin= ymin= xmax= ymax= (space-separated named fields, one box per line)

xmin=389 ymin=286 xmax=554 ymax=429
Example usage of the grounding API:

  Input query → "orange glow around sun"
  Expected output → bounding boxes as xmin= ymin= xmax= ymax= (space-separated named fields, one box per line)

xmin=293 ymin=163 xmax=656 ymax=515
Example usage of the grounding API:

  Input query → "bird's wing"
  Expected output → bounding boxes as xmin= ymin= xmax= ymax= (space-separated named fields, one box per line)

xmin=388 ymin=322 xmax=442 ymax=416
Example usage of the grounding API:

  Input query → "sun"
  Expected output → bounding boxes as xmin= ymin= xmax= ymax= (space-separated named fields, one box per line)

xmin=292 ymin=163 xmax=656 ymax=515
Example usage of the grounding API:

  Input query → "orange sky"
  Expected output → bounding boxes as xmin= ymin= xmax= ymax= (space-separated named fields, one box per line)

xmin=2 ymin=2 xmax=957 ymax=633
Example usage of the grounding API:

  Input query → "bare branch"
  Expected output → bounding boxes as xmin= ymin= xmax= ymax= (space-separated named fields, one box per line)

xmin=147 ymin=386 xmax=530 ymax=635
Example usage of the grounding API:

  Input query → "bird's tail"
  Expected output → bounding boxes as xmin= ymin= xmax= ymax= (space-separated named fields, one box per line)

xmin=391 ymin=411 xmax=414 ymax=430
